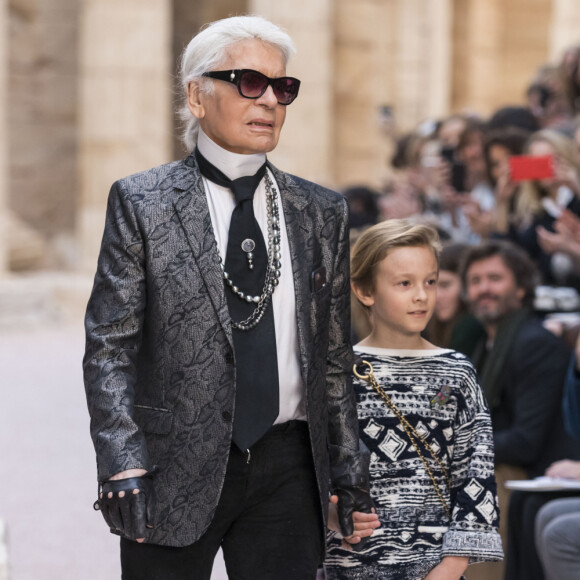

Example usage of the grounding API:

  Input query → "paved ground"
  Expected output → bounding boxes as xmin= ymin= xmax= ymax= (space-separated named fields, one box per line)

xmin=0 ymin=321 xmax=227 ymax=580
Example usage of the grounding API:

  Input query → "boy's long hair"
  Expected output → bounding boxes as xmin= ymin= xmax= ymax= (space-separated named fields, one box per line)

xmin=351 ymin=219 xmax=442 ymax=310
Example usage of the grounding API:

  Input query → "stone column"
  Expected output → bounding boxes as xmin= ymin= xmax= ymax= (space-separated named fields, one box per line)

xmin=78 ymin=0 xmax=172 ymax=271
xmin=395 ymin=0 xmax=453 ymax=128
xmin=333 ymin=0 xmax=397 ymax=188
xmin=550 ymin=0 xmax=580 ymax=60
xmin=0 ymin=0 xmax=7 ymax=276
xmin=248 ymin=0 xmax=334 ymax=186
xmin=425 ymin=0 xmax=452 ymax=120
xmin=455 ymin=0 xmax=502 ymax=116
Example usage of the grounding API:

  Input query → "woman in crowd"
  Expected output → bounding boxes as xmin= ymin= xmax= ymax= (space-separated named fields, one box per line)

xmin=423 ymin=243 xmax=484 ymax=356
xmin=481 ymin=127 xmax=530 ymax=239
xmin=496 ymin=129 xmax=580 ymax=283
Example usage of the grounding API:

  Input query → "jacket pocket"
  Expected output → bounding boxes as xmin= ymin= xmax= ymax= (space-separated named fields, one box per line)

xmin=133 ymin=405 xmax=174 ymax=435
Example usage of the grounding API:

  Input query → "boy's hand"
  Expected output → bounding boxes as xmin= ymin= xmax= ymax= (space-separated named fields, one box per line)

xmin=328 ymin=494 xmax=380 ymax=549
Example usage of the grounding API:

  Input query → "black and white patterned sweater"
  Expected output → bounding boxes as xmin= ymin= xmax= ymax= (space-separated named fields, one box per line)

xmin=325 ymin=346 xmax=503 ymax=580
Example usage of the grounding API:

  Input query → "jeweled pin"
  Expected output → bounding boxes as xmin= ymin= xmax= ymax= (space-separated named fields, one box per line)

xmin=241 ymin=238 xmax=256 ymax=270
xmin=430 ymin=385 xmax=452 ymax=408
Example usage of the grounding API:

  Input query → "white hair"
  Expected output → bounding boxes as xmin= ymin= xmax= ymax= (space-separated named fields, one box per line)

xmin=179 ymin=15 xmax=296 ymax=152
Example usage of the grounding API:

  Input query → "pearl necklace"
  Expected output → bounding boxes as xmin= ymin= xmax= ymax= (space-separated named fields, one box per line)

xmin=217 ymin=173 xmax=281 ymax=331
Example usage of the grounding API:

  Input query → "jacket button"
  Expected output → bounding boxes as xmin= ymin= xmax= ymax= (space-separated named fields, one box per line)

xmin=222 ymin=411 xmax=232 ymax=422
xmin=225 ymin=352 xmax=234 ymax=365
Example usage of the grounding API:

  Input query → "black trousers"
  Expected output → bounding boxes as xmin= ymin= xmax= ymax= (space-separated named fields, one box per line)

xmin=121 ymin=420 xmax=323 ymax=580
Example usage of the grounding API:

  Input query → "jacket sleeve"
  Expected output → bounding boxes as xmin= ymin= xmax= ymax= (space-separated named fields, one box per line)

xmin=326 ymin=198 xmax=369 ymax=489
xmin=442 ymin=363 xmax=503 ymax=562
xmin=493 ymin=332 xmax=569 ymax=466
xmin=83 ymin=180 xmax=150 ymax=482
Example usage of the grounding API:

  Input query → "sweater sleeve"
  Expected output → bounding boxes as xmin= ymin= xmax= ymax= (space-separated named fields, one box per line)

xmin=441 ymin=362 xmax=503 ymax=563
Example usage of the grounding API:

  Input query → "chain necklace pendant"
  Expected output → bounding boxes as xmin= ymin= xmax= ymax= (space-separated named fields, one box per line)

xmin=241 ymin=238 xmax=256 ymax=270
xmin=218 ymin=173 xmax=282 ymax=331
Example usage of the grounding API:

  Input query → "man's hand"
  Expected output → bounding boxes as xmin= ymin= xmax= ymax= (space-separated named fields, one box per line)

xmin=94 ymin=469 xmax=156 ymax=543
xmin=328 ymin=494 xmax=380 ymax=549
xmin=545 ymin=459 xmax=580 ymax=481
xmin=423 ymin=556 xmax=469 ymax=579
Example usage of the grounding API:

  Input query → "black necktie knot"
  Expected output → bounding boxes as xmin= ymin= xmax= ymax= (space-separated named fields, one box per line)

xmin=195 ymin=148 xmax=267 ymax=203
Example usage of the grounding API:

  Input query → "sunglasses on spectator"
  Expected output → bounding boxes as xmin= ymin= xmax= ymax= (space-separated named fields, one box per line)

xmin=202 ymin=69 xmax=301 ymax=105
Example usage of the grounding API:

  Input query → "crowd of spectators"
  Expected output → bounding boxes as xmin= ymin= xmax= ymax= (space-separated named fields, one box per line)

xmin=344 ymin=45 xmax=580 ymax=580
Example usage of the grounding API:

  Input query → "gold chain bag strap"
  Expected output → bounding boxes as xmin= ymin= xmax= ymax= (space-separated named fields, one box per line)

xmin=353 ymin=359 xmax=451 ymax=519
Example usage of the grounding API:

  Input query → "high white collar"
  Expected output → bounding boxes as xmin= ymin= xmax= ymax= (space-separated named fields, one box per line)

xmin=197 ymin=128 xmax=266 ymax=181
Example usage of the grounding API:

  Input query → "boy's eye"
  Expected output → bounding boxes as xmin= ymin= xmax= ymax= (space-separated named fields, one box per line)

xmin=427 ymin=279 xmax=437 ymax=286
xmin=399 ymin=280 xmax=410 ymax=287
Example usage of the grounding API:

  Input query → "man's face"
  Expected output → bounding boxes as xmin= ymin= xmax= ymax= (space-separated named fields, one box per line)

xmin=466 ymin=255 xmax=526 ymax=325
xmin=188 ymin=39 xmax=287 ymax=155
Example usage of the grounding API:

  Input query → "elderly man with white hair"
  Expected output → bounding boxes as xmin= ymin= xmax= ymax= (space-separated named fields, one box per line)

xmin=83 ymin=15 xmax=377 ymax=580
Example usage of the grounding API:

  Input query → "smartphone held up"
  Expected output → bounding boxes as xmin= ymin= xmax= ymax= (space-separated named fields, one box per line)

xmin=440 ymin=146 xmax=467 ymax=193
xmin=509 ymin=155 xmax=554 ymax=181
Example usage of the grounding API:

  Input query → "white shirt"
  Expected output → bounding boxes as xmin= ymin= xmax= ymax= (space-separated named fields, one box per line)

xmin=197 ymin=129 xmax=306 ymax=423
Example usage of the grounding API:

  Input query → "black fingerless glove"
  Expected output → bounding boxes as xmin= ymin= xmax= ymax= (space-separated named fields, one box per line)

xmin=93 ymin=469 xmax=156 ymax=541
xmin=331 ymin=439 xmax=374 ymax=552
xmin=334 ymin=486 xmax=375 ymax=552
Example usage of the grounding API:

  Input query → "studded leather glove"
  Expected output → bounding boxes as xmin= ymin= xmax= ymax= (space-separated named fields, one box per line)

xmin=93 ymin=470 xmax=156 ymax=541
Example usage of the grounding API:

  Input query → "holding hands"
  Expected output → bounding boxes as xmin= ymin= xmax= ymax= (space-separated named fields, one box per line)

xmin=327 ymin=493 xmax=380 ymax=550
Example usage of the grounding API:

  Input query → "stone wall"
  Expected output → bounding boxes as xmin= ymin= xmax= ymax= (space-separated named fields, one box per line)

xmin=3 ymin=0 xmax=580 ymax=275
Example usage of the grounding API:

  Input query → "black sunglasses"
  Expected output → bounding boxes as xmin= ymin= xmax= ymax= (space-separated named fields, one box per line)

xmin=202 ymin=69 xmax=301 ymax=105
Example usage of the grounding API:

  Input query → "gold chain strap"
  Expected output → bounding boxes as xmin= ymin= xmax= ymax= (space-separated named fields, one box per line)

xmin=354 ymin=359 xmax=451 ymax=519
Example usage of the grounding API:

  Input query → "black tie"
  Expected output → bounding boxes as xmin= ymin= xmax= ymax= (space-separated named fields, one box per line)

xmin=195 ymin=149 xmax=280 ymax=450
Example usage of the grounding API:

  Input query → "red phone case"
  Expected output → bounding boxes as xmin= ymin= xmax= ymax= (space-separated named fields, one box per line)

xmin=509 ymin=155 xmax=554 ymax=181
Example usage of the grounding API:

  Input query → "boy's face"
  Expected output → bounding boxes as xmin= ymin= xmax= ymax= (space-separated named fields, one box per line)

xmin=356 ymin=246 xmax=438 ymax=340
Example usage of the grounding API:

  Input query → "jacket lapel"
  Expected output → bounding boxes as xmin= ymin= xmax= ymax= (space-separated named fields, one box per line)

xmin=269 ymin=164 xmax=313 ymax=388
xmin=170 ymin=154 xmax=233 ymax=348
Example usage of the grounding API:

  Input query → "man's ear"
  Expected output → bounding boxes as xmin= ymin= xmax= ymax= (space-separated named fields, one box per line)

xmin=516 ymin=286 xmax=526 ymax=304
xmin=187 ymin=81 xmax=205 ymax=120
xmin=351 ymin=281 xmax=374 ymax=308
